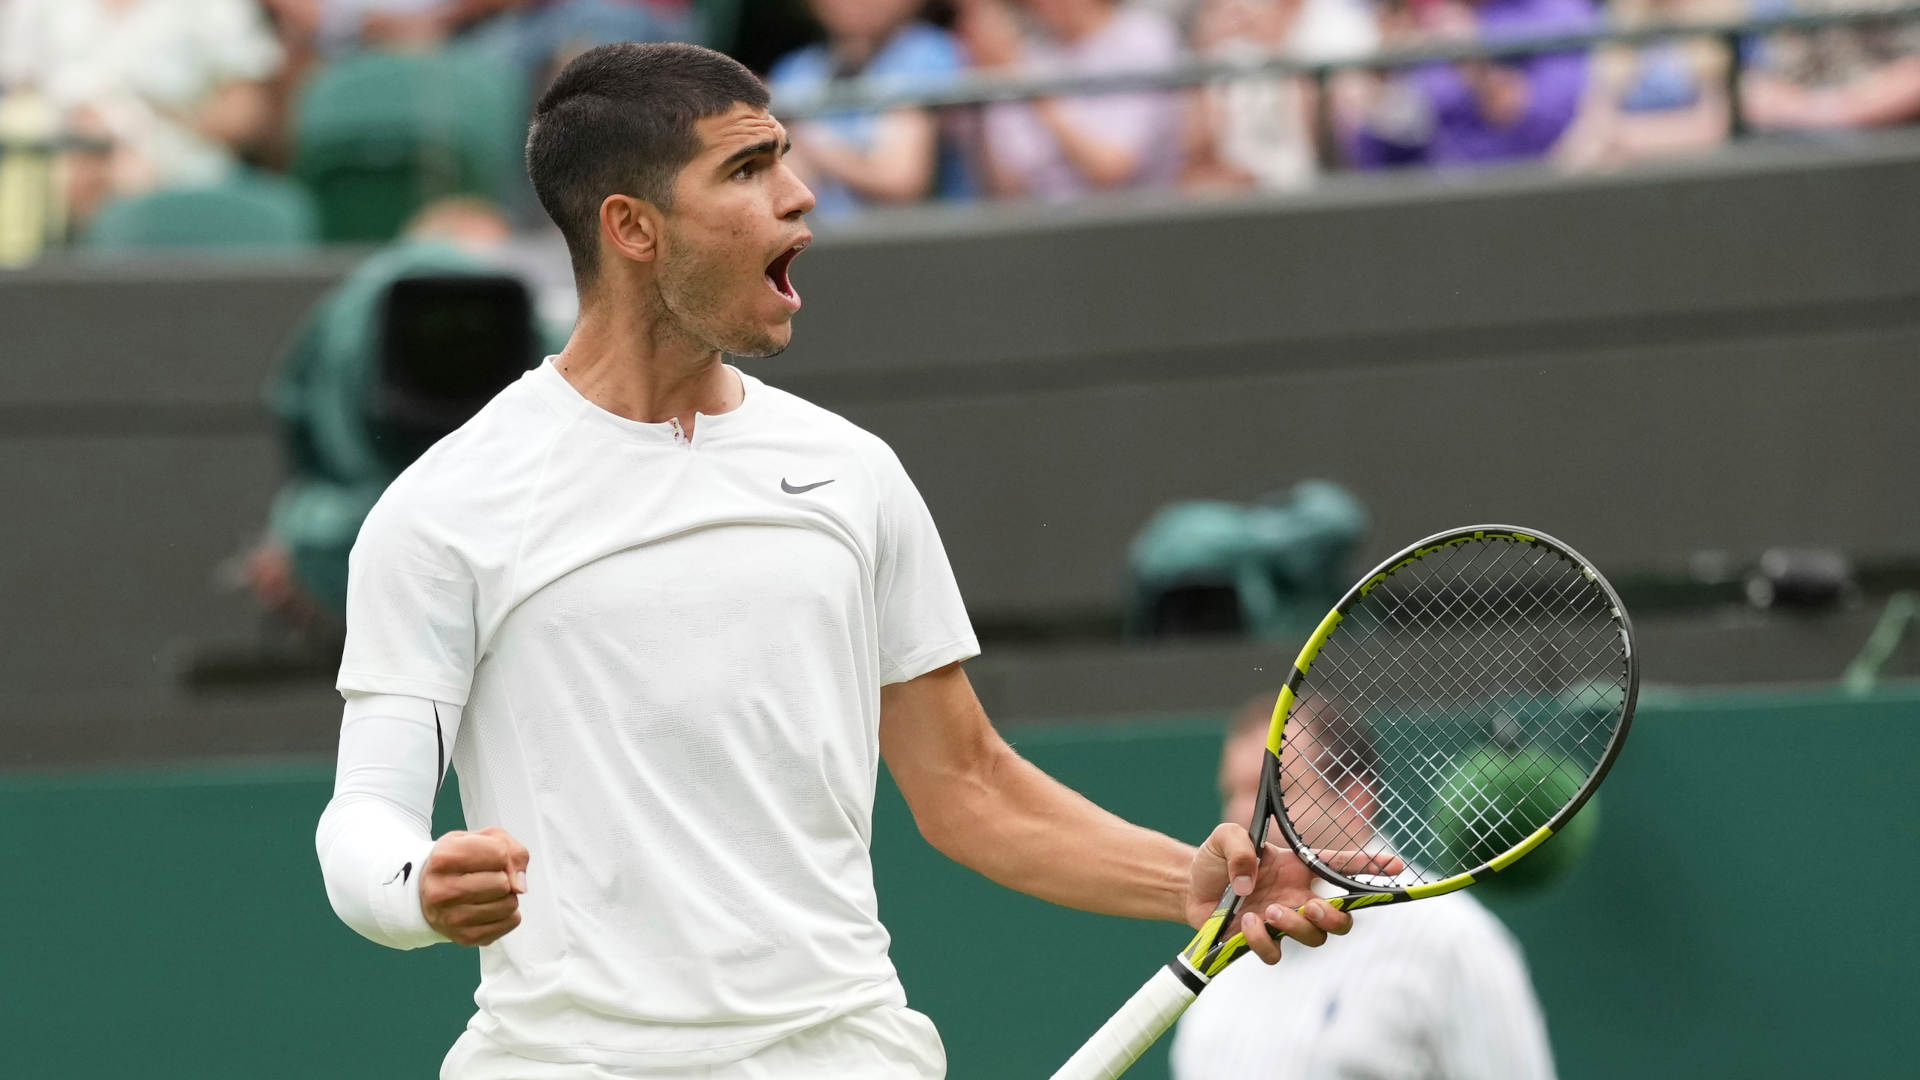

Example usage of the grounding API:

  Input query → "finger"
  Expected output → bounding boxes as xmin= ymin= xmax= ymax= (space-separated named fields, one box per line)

xmin=443 ymin=896 xmax=520 ymax=928
xmin=450 ymin=910 xmax=522 ymax=947
xmin=1317 ymin=849 xmax=1405 ymax=877
xmin=430 ymin=834 xmax=512 ymax=873
xmin=1205 ymin=822 xmax=1261 ymax=898
xmin=425 ymin=871 xmax=513 ymax=906
xmin=481 ymin=827 xmax=533 ymax=890
xmin=1263 ymin=901 xmax=1328 ymax=949
xmin=1239 ymin=911 xmax=1282 ymax=964
xmin=1303 ymin=897 xmax=1353 ymax=937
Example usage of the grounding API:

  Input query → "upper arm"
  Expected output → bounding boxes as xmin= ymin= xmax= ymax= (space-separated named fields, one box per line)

xmin=337 ymin=492 xmax=480 ymax=705
xmin=869 ymin=439 xmax=977 ymax=685
xmin=329 ymin=692 xmax=463 ymax=826
xmin=879 ymin=662 xmax=1008 ymax=841
xmin=866 ymin=437 xmax=982 ymax=830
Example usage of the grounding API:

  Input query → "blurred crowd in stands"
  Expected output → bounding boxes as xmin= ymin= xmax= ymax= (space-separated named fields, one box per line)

xmin=2 ymin=0 xmax=1919 ymax=259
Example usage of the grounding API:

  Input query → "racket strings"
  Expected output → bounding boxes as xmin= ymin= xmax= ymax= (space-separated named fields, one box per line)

xmin=1276 ymin=538 xmax=1629 ymax=886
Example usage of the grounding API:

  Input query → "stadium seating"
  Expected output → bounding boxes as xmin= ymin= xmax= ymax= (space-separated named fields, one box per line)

xmin=292 ymin=47 xmax=527 ymax=244
xmin=84 ymin=172 xmax=318 ymax=252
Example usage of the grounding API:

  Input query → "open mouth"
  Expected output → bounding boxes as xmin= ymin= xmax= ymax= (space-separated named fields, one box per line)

xmin=765 ymin=240 xmax=807 ymax=310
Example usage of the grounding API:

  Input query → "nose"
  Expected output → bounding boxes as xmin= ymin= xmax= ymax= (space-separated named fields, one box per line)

xmin=777 ymin=161 xmax=815 ymax=221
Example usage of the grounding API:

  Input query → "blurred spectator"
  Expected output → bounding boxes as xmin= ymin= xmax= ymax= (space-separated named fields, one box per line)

xmin=500 ymin=0 xmax=695 ymax=76
xmin=249 ymin=196 xmax=556 ymax=631
xmin=1182 ymin=0 xmax=1380 ymax=192
xmin=1343 ymin=0 xmax=1597 ymax=168
xmin=0 ymin=0 xmax=283 ymax=221
xmin=1135 ymin=0 xmax=1210 ymax=26
xmin=960 ymin=0 xmax=1185 ymax=198
xmin=769 ymin=0 xmax=972 ymax=218
xmin=262 ymin=1 xmax=691 ymax=73
xmin=1169 ymin=692 xmax=1557 ymax=1080
xmin=1742 ymin=0 xmax=1920 ymax=131
xmin=1556 ymin=0 xmax=1737 ymax=171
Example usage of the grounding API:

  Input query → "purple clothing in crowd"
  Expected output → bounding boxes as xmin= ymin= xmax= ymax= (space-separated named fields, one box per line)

xmin=981 ymin=8 xmax=1183 ymax=199
xmin=1355 ymin=0 xmax=1597 ymax=166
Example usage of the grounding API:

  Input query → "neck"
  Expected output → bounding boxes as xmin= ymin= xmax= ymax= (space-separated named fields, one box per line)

xmin=553 ymin=285 xmax=744 ymax=436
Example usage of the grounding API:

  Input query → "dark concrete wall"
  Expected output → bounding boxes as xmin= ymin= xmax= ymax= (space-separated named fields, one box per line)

xmin=766 ymin=136 xmax=1920 ymax=621
xmin=3 ymin=136 xmax=1916 ymax=761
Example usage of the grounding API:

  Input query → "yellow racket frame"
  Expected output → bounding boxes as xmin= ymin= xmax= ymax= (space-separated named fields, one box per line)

xmin=1176 ymin=525 xmax=1636 ymax=979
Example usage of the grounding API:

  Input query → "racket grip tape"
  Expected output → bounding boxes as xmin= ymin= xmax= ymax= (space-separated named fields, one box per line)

xmin=1049 ymin=959 xmax=1207 ymax=1080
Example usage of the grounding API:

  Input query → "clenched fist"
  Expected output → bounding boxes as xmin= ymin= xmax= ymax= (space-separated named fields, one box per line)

xmin=420 ymin=826 xmax=530 ymax=946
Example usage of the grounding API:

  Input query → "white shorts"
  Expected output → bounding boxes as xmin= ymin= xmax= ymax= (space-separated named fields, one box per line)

xmin=441 ymin=1006 xmax=946 ymax=1080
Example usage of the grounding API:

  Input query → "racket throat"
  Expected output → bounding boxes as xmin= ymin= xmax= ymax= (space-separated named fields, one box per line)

xmin=1164 ymin=955 xmax=1209 ymax=996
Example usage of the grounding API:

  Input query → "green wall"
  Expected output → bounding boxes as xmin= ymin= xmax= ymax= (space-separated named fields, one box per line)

xmin=4 ymin=687 xmax=1916 ymax=1077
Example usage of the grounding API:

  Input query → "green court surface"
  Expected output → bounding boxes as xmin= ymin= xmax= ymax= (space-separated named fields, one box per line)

xmin=2 ymin=685 xmax=1915 ymax=1077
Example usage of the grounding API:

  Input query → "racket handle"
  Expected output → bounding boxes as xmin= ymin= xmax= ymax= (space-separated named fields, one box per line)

xmin=1050 ymin=959 xmax=1206 ymax=1080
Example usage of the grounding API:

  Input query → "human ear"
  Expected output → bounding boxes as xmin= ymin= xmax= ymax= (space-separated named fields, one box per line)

xmin=600 ymin=194 xmax=662 ymax=266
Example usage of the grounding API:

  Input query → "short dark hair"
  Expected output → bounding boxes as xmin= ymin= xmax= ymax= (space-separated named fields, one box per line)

xmin=526 ymin=42 xmax=770 ymax=283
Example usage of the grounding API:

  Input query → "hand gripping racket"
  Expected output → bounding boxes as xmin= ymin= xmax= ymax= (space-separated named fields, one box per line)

xmin=1051 ymin=525 xmax=1637 ymax=1080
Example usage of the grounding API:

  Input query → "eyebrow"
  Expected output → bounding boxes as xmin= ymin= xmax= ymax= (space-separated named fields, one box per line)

xmin=718 ymin=137 xmax=791 ymax=172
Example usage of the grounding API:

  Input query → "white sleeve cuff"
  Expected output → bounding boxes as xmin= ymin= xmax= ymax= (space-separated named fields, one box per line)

xmin=369 ymin=837 xmax=447 ymax=950
xmin=316 ymin=693 xmax=462 ymax=951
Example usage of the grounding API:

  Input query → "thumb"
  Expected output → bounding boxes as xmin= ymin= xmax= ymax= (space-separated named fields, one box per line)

xmin=1204 ymin=822 xmax=1261 ymax=898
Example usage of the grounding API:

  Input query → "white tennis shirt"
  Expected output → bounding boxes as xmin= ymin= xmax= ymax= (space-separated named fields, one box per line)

xmin=1170 ymin=882 xmax=1556 ymax=1080
xmin=321 ymin=360 xmax=978 ymax=1068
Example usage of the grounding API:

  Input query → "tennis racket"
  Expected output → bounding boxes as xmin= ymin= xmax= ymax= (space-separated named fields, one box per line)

xmin=1051 ymin=525 xmax=1637 ymax=1080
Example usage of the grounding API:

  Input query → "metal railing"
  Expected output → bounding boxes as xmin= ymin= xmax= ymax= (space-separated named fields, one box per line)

xmin=775 ymin=3 xmax=1920 ymax=141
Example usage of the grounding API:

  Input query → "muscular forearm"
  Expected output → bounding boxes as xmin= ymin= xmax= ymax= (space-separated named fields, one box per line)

xmin=917 ymin=743 xmax=1193 ymax=924
xmin=314 ymin=692 xmax=458 ymax=949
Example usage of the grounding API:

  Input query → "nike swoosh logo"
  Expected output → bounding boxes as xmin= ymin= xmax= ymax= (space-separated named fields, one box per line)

xmin=782 ymin=478 xmax=835 ymax=494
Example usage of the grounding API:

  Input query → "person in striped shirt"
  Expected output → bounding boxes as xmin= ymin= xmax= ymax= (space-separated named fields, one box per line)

xmin=1170 ymin=693 xmax=1558 ymax=1080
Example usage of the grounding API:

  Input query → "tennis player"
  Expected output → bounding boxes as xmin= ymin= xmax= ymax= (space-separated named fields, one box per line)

xmin=1169 ymin=694 xmax=1556 ymax=1080
xmin=315 ymin=43 xmax=1357 ymax=1079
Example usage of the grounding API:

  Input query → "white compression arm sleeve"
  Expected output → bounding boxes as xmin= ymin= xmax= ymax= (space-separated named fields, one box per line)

xmin=315 ymin=691 xmax=462 ymax=950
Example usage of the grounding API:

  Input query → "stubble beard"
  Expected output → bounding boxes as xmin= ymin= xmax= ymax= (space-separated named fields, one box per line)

xmin=657 ymin=241 xmax=792 ymax=360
